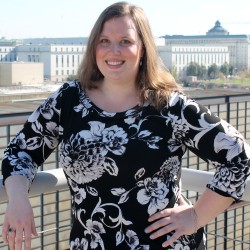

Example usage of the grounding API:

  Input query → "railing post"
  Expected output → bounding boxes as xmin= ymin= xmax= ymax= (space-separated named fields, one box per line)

xmin=224 ymin=211 xmax=228 ymax=250
xmin=226 ymin=95 xmax=230 ymax=123
xmin=224 ymin=96 xmax=230 ymax=250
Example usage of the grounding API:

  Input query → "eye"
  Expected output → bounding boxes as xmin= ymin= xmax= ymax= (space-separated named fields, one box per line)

xmin=99 ymin=39 xmax=110 ymax=47
xmin=120 ymin=39 xmax=132 ymax=46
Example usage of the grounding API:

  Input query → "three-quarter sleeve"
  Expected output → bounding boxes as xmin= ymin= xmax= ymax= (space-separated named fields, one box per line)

xmin=167 ymin=92 xmax=250 ymax=200
xmin=1 ymin=83 xmax=65 ymax=187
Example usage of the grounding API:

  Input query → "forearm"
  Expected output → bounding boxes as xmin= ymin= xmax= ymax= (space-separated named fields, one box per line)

xmin=5 ymin=175 xmax=30 ymax=202
xmin=193 ymin=188 xmax=234 ymax=229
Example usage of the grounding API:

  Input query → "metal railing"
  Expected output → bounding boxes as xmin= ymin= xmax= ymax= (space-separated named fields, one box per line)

xmin=1 ymin=92 xmax=250 ymax=249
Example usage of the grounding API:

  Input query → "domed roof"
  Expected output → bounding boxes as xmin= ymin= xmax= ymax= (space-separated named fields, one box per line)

xmin=206 ymin=20 xmax=229 ymax=35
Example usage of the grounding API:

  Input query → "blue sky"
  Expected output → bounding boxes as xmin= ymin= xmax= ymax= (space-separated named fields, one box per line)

xmin=1 ymin=0 xmax=250 ymax=39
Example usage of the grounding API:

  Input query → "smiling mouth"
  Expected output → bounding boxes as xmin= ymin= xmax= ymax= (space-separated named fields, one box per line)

xmin=106 ymin=60 xmax=124 ymax=66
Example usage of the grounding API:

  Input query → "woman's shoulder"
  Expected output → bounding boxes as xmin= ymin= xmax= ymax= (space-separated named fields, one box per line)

xmin=168 ymin=91 xmax=188 ymax=108
xmin=60 ymin=80 xmax=84 ymax=93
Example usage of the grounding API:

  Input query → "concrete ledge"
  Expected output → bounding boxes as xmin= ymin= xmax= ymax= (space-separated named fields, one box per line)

xmin=0 ymin=168 xmax=249 ymax=203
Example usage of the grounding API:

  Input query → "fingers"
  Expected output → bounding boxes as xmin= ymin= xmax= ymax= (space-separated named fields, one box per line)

xmin=162 ymin=232 xmax=181 ymax=248
xmin=1 ymin=223 xmax=9 ymax=244
xmin=31 ymin=219 xmax=38 ymax=237
xmin=7 ymin=228 xmax=16 ymax=250
xmin=14 ymin=228 xmax=24 ymax=250
xmin=23 ymin=226 xmax=32 ymax=250
xmin=2 ymin=198 xmax=37 ymax=249
xmin=145 ymin=206 xmax=195 ymax=248
xmin=147 ymin=222 xmax=176 ymax=240
xmin=145 ymin=214 xmax=172 ymax=234
xmin=148 ymin=208 xmax=172 ymax=223
xmin=2 ymin=224 xmax=34 ymax=250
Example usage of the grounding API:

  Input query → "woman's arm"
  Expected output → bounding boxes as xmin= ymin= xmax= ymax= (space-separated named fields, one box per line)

xmin=2 ymin=175 xmax=38 ymax=250
xmin=193 ymin=188 xmax=234 ymax=229
xmin=145 ymin=93 xmax=250 ymax=248
xmin=1 ymin=82 xmax=73 ymax=249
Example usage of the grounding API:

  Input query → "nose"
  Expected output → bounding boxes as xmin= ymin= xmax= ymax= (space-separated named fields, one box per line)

xmin=109 ymin=42 xmax=121 ymax=54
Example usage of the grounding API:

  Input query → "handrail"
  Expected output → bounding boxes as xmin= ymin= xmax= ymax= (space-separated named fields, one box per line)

xmin=1 ymin=168 xmax=249 ymax=203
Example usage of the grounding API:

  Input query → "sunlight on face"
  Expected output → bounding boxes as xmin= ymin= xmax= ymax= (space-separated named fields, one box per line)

xmin=96 ymin=15 xmax=144 ymax=83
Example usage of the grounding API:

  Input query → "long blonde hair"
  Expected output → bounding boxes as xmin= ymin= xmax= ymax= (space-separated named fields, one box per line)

xmin=77 ymin=1 xmax=181 ymax=110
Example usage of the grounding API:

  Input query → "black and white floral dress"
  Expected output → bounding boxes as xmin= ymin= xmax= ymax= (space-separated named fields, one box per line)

xmin=2 ymin=81 xmax=250 ymax=250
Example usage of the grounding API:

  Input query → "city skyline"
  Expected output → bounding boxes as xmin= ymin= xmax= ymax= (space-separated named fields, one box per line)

xmin=1 ymin=0 xmax=250 ymax=39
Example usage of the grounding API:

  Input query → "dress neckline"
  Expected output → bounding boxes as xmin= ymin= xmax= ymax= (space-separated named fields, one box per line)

xmin=83 ymin=89 xmax=142 ymax=117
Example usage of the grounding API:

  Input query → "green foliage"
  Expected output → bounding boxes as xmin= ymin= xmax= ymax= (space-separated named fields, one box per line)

xmin=186 ymin=62 xmax=237 ymax=80
xmin=169 ymin=65 xmax=179 ymax=80
xmin=186 ymin=62 xmax=207 ymax=79
xmin=220 ymin=62 xmax=230 ymax=77
xmin=67 ymin=75 xmax=77 ymax=81
xmin=208 ymin=64 xmax=219 ymax=79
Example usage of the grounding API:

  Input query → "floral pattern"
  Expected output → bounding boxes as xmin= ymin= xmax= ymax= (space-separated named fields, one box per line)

xmin=2 ymin=81 xmax=250 ymax=249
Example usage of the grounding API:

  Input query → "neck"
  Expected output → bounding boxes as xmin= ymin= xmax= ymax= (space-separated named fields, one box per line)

xmin=87 ymin=79 xmax=141 ymax=113
xmin=99 ymin=79 xmax=139 ymax=100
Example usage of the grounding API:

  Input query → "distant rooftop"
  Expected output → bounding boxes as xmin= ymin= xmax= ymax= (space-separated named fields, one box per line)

xmin=161 ymin=20 xmax=249 ymax=39
xmin=206 ymin=20 xmax=229 ymax=36
xmin=22 ymin=37 xmax=88 ymax=45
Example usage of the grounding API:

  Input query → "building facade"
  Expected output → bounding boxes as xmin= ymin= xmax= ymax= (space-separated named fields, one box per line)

xmin=158 ymin=44 xmax=230 ymax=77
xmin=158 ymin=21 xmax=250 ymax=75
xmin=17 ymin=44 xmax=86 ymax=82
xmin=0 ymin=62 xmax=43 ymax=86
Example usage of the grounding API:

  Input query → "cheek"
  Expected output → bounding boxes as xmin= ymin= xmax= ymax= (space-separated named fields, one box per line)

xmin=96 ymin=47 xmax=106 ymax=60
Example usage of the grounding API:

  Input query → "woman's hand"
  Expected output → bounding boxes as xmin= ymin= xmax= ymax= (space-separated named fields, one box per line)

xmin=2 ymin=196 xmax=37 ymax=250
xmin=1 ymin=175 xmax=38 ymax=250
xmin=144 ymin=204 xmax=197 ymax=248
xmin=145 ymin=188 xmax=234 ymax=248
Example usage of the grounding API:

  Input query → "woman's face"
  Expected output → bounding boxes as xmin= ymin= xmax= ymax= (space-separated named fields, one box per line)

xmin=96 ymin=15 xmax=144 ymax=84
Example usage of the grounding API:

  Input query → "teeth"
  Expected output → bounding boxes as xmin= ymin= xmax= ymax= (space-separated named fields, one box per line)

xmin=107 ymin=61 xmax=123 ymax=65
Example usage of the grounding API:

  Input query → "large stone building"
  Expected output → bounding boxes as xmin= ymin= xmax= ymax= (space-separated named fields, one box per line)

xmin=0 ymin=38 xmax=86 ymax=83
xmin=17 ymin=44 xmax=85 ymax=82
xmin=158 ymin=21 xmax=250 ymax=76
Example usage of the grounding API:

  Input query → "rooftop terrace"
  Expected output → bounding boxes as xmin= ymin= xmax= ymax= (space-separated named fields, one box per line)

xmin=0 ymin=89 xmax=250 ymax=249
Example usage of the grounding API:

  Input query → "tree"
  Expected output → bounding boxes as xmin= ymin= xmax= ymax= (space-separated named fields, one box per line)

xmin=220 ymin=62 xmax=230 ymax=78
xmin=229 ymin=65 xmax=234 ymax=76
xmin=169 ymin=65 xmax=178 ymax=81
xmin=198 ymin=65 xmax=208 ymax=80
xmin=208 ymin=64 xmax=219 ymax=79
xmin=67 ymin=75 xmax=77 ymax=81
xmin=186 ymin=62 xmax=200 ymax=77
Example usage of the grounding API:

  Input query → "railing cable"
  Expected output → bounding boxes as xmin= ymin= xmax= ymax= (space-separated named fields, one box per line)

xmin=205 ymin=232 xmax=250 ymax=245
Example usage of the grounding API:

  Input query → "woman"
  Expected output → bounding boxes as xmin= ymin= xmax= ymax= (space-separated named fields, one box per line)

xmin=2 ymin=2 xmax=250 ymax=249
